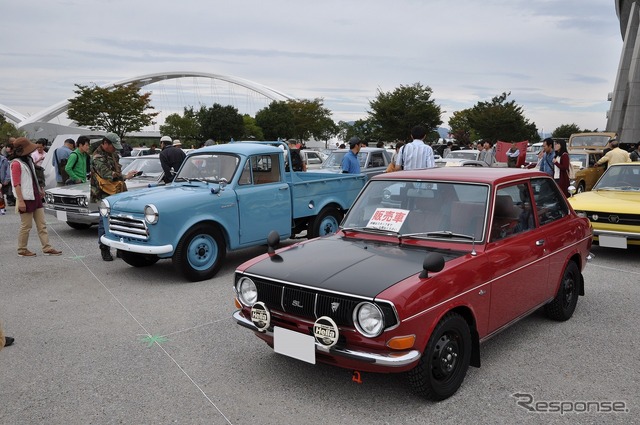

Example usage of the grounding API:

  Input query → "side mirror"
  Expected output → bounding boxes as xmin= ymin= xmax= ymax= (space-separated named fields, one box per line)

xmin=267 ymin=230 xmax=280 ymax=255
xmin=419 ymin=253 xmax=445 ymax=279
xmin=568 ymin=185 xmax=576 ymax=196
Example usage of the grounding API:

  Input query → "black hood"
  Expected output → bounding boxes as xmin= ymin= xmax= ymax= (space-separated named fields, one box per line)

xmin=243 ymin=235 xmax=463 ymax=298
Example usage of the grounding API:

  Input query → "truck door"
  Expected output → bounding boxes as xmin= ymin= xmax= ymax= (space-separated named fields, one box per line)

xmin=236 ymin=153 xmax=292 ymax=244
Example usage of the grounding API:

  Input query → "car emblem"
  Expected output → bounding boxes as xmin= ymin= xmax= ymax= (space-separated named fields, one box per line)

xmin=609 ymin=215 xmax=620 ymax=224
xmin=313 ymin=316 xmax=339 ymax=348
xmin=331 ymin=302 xmax=340 ymax=313
xmin=250 ymin=302 xmax=271 ymax=332
xmin=292 ymin=300 xmax=303 ymax=308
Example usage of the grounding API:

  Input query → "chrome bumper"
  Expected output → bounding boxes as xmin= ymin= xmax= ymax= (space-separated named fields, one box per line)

xmin=100 ymin=235 xmax=173 ymax=255
xmin=44 ymin=206 xmax=99 ymax=225
xmin=233 ymin=310 xmax=421 ymax=368
xmin=593 ymin=229 xmax=640 ymax=240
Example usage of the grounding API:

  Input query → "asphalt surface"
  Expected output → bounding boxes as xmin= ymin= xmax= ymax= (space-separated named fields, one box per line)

xmin=0 ymin=210 xmax=638 ymax=424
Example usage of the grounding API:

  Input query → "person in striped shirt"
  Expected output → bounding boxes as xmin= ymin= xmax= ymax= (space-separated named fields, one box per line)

xmin=394 ymin=125 xmax=435 ymax=171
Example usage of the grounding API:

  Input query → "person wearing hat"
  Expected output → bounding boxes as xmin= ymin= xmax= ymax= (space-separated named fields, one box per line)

xmin=341 ymin=137 xmax=362 ymax=174
xmin=8 ymin=137 xmax=62 ymax=257
xmin=159 ymin=136 xmax=186 ymax=184
xmin=596 ymin=138 xmax=631 ymax=167
xmin=173 ymin=139 xmax=182 ymax=148
xmin=90 ymin=133 xmax=138 ymax=261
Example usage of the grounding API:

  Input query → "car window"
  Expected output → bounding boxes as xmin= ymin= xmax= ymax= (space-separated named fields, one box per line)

xmin=249 ymin=154 xmax=282 ymax=185
xmin=368 ymin=152 xmax=385 ymax=168
xmin=490 ymin=183 xmax=534 ymax=242
xmin=531 ymin=178 xmax=569 ymax=225
xmin=176 ymin=153 xmax=239 ymax=183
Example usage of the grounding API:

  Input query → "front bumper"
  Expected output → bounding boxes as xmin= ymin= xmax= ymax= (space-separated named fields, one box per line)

xmin=44 ymin=206 xmax=100 ymax=225
xmin=100 ymin=235 xmax=173 ymax=255
xmin=233 ymin=310 xmax=421 ymax=368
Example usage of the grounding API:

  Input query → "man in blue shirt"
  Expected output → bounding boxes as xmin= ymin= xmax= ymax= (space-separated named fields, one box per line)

xmin=53 ymin=138 xmax=75 ymax=186
xmin=341 ymin=137 xmax=362 ymax=174
xmin=538 ymin=138 xmax=555 ymax=177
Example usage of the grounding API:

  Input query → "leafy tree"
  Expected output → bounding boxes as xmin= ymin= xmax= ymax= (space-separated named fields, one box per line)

xmin=255 ymin=101 xmax=295 ymax=140
xmin=287 ymin=99 xmax=338 ymax=142
xmin=242 ymin=114 xmax=264 ymax=140
xmin=552 ymin=123 xmax=582 ymax=139
xmin=448 ymin=109 xmax=478 ymax=147
xmin=337 ymin=119 xmax=379 ymax=145
xmin=159 ymin=107 xmax=200 ymax=142
xmin=197 ymin=103 xmax=244 ymax=142
xmin=1 ymin=116 xmax=24 ymax=145
xmin=465 ymin=92 xmax=538 ymax=143
xmin=67 ymin=83 xmax=159 ymax=139
xmin=368 ymin=82 xmax=442 ymax=142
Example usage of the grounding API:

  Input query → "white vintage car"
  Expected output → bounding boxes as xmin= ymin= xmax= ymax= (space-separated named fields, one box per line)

xmin=44 ymin=155 xmax=164 ymax=229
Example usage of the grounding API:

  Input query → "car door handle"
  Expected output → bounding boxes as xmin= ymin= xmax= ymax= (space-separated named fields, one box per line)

xmin=535 ymin=239 xmax=545 ymax=246
xmin=279 ymin=186 xmax=289 ymax=191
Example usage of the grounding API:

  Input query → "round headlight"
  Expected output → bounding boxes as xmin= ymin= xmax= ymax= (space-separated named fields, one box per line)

xmin=99 ymin=199 xmax=110 ymax=216
xmin=354 ymin=302 xmax=385 ymax=337
xmin=237 ymin=277 xmax=258 ymax=306
xmin=45 ymin=193 xmax=53 ymax=204
xmin=144 ymin=204 xmax=159 ymax=224
xmin=79 ymin=197 xmax=88 ymax=207
xmin=575 ymin=211 xmax=587 ymax=218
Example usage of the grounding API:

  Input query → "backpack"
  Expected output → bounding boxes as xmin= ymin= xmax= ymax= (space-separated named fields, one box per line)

xmin=55 ymin=148 xmax=70 ymax=182
xmin=289 ymin=149 xmax=303 ymax=172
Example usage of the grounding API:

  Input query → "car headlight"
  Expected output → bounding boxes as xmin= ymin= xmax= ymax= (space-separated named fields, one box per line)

xmin=144 ymin=204 xmax=159 ymax=224
xmin=99 ymin=199 xmax=110 ymax=216
xmin=78 ymin=197 xmax=88 ymax=207
xmin=236 ymin=277 xmax=258 ymax=306
xmin=353 ymin=302 xmax=384 ymax=337
xmin=45 ymin=193 xmax=54 ymax=204
xmin=575 ymin=211 xmax=587 ymax=218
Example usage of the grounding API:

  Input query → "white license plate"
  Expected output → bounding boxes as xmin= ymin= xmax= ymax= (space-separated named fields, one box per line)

xmin=55 ymin=210 xmax=68 ymax=221
xmin=273 ymin=326 xmax=316 ymax=364
xmin=599 ymin=234 xmax=627 ymax=249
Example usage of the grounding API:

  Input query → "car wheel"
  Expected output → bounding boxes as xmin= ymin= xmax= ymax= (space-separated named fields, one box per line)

xmin=120 ymin=251 xmax=159 ymax=267
xmin=545 ymin=261 xmax=580 ymax=321
xmin=309 ymin=207 xmax=343 ymax=239
xmin=173 ymin=224 xmax=226 ymax=281
xmin=66 ymin=221 xmax=92 ymax=230
xmin=408 ymin=312 xmax=471 ymax=401
xmin=577 ymin=182 xmax=585 ymax=193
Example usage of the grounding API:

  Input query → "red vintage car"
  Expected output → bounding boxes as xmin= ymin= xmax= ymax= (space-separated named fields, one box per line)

xmin=232 ymin=168 xmax=592 ymax=400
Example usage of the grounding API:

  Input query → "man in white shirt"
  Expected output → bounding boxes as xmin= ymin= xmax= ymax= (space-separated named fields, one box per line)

xmin=395 ymin=125 xmax=435 ymax=171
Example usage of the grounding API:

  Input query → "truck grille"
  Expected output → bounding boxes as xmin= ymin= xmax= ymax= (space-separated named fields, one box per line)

xmin=108 ymin=215 xmax=149 ymax=240
xmin=247 ymin=275 xmax=398 ymax=328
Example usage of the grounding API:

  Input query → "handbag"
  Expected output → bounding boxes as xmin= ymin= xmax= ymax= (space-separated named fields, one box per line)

xmin=94 ymin=173 xmax=126 ymax=195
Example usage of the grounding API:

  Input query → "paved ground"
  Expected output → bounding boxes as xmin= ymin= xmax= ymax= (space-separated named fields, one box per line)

xmin=0 ymin=211 xmax=638 ymax=424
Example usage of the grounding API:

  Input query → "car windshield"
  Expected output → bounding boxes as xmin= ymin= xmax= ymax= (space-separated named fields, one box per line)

xmin=321 ymin=151 xmax=368 ymax=168
xmin=122 ymin=157 xmax=163 ymax=178
xmin=342 ymin=180 xmax=490 ymax=242
xmin=570 ymin=135 xmax=610 ymax=148
xmin=446 ymin=151 xmax=479 ymax=160
xmin=174 ymin=153 xmax=239 ymax=183
xmin=593 ymin=165 xmax=640 ymax=190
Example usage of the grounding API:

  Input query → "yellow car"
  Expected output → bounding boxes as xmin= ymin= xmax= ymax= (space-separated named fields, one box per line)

xmin=568 ymin=149 xmax=604 ymax=193
xmin=568 ymin=163 xmax=640 ymax=248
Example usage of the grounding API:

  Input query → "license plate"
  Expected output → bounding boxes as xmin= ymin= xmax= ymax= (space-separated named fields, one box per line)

xmin=599 ymin=234 xmax=627 ymax=249
xmin=56 ymin=210 xmax=67 ymax=221
xmin=273 ymin=326 xmax=316 ymax=364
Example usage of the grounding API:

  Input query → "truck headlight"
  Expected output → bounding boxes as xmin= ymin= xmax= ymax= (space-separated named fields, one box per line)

xmin=99 ymin=199 xmax=110 ymax=216
xmin=236 ymin=277 xmax=258 ymax=306
xmin=354 ymin=302 xmax=384 ymax=337
xmin=144 ymin=204 xmax=159 ymax=224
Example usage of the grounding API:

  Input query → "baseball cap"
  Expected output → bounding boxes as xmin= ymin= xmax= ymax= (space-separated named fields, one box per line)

xmin=103 ymin=133 xmax=123 ymax=150
xmin=348 ymin=137 xmax=361 ymax=148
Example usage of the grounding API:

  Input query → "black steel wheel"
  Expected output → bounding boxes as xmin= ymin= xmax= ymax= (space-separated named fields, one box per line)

xmin=408 ymin=312 xmax=471 ymax=401
xmin=545 ymin=261 xmax=580 ymax=321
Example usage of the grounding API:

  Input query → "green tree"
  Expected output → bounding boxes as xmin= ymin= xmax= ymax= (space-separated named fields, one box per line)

xmin=255 ymin=101 xmax=295 ymax=140
xmin=552 ymin=123 xmax=582 ymax=139
xmin=197 ymin=103 xmax=244 ymax=142
xmin=242 ymin=114 xmax=264 ymax=140
xmin=465 ymin=92 xmax=538 ymax=143
xmin=67 ymin=83 xmax=159 ymax=139
xmin=159 ymin=107 xmax=200 ymax=142
xmin=337 ymin=119 xmax=379 ymax=145
xmin=368 ymin=82 xmax=442 ymax=142
xmin=0 ymin=115 xmax=24 ymax=146
xmin=287 ymin=99 xmax=338 ymax=142
xmin=448 ymin=109 xmax=477 ymax=147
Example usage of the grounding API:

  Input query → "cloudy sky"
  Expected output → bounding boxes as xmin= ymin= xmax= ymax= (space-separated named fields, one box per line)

xmin=1 ymin=0 xmax=624 ymax=135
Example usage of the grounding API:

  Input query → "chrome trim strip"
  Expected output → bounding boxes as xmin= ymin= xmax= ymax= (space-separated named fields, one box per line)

xmin=233 ymin=310 xmax=420 ymax=367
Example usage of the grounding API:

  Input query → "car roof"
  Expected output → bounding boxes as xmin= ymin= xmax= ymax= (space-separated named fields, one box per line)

xmin=330 ymin=147 xmax=388 ymax=153
xmin=192 ymin=142 xmax=283 ymax=156
xmin=375 ymin=167 xmax=549 ymax=185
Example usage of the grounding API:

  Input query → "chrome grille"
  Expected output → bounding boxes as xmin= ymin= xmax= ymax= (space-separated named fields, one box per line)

xmin=52 ymin=195 xmax=83 ymax=206
xmin=584 ymin=211 xmax=640 ymax=226
xmin=108 ymin=215 xmax=149 ymax=240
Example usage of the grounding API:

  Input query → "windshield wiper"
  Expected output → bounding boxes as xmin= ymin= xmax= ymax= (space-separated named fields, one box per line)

xmin=401 ymin=230 xmax=476 ymax=241
xmin=341 ymin=226 xmax=400 ymax=236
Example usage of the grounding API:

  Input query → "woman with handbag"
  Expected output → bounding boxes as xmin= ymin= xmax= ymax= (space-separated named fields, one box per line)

xmin=9 ymin=138 xmax=62 ymax=257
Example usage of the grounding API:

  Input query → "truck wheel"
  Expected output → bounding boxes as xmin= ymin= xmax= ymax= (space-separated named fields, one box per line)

xmin=66 ymin=222 xmax=92 ymax=230
xmin=120 ymin=251 xmax=159 ymax=267
xmin=544 ymin=261 xmax=580 ymax=321
xmin=173 ymin=224 xmax=226 ymax=281
xmin=408 ymin=312 xmax=471 ymax=401
xmin=309 ymin=207 xmax=343 ymax=239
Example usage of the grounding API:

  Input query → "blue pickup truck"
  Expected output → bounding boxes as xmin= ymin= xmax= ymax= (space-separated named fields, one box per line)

xmin=99 ymin=142 xmax=366 ymax=281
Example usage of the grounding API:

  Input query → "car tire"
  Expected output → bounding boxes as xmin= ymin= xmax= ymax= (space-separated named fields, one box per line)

xmin=308 ymin=207 xmax=343 ymax=239
xmin=408 ymin=312 xmax=471 ymax=401
xmin=66 ymin=221 xmax=92 ymax=230
xmin=120 ymin=251 xmax=160 ymax=267
xmin=173 ymin=224 xmax=226 ymax=281
xmin=545 ymin=261 xmax=580 ymax=321
xmin=577 ymin=182 xmax=585 ymax=193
